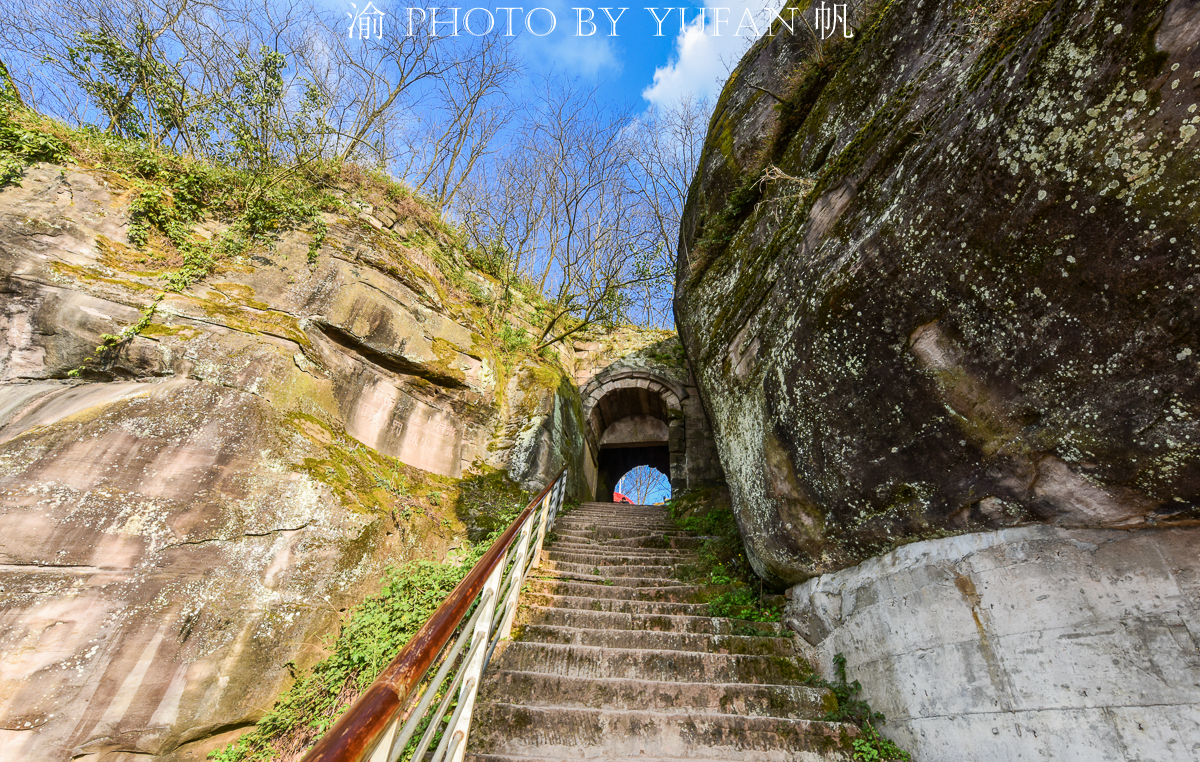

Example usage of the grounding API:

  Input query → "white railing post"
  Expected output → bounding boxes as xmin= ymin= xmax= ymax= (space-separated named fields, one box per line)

xmin=529 ymin=490 xmax=553 ymax=570
xmin=441 ymin=552 xmax=505 ymax=762
xmin=549 ymin=471 xmax=566 ymax=526
xmin=369 ymin=718 xmax=398 ymax=762
xmin=495 ymin=513 xmax=533 ymax=641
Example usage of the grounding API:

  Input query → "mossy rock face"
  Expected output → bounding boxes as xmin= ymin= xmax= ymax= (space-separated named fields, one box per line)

xmin=676 ymin=0 xmax=1200 ymax=584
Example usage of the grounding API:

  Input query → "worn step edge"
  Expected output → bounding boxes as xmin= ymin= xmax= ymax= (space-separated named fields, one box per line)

xmin=545 ymin=552 xmax=694 ymax=565
xmin=536 ymin=569 xmax=687 ymax=586
xmin=525 ymin=578 xmax=707 ymax=601
xmin=545 ymin=543 xmax=697 ymax=556
xmin=478 ymin=671 xmax=834 ymax=718
xmin=489 ymin=642 xmax=811 ymax=684
xmin=468 ymin=703 xmax=856 ymax=759
xmin=544 ymin=560 xmax=691 ymax=577
xmin=513 ymin=624 xmax=797 ymax=656
xmin=517 ymin=605 xmax=783 ymax=635
xmin=521 ymin=592 xmax=710 ymax=615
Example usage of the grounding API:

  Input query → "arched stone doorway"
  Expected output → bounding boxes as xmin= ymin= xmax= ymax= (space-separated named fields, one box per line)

xmin=581 ymin=370 xmax=686 ymax=501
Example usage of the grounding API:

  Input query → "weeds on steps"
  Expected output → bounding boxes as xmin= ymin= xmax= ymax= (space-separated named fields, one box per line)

xmin=665 ymin=491 xmax=781 ymax=622
xmin=807 ymin=654 xmax=911 ymax=761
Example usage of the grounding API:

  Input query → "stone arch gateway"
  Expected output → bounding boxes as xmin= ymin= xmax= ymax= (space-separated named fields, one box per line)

xmin=579 ymin=367 xmax=722 ymax=501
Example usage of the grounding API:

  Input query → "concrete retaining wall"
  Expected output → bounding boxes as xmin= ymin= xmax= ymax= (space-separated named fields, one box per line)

xmin=784 ymin=526 xmax=1200 ymax=761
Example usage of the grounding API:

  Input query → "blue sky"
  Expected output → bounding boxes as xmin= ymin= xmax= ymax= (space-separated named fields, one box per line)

xmin=344 ymin=0 xmax=785 ymax=110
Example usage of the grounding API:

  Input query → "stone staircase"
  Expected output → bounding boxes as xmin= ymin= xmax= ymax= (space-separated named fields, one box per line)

xmin=466 ymin=501 xmax=856 ymax=762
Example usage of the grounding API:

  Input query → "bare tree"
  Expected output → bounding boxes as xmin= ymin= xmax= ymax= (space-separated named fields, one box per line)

xmin=457 ymin=80 xmax=661 ymax=348
xmin=625 ymin=95 xmax=711 ymax=328
xmin=1 ymin=0 xmax=515 ymax=197
xmin=617 ymin=466 xmax=668 ymax=504
xmin=396 ymin=36 xmax=519 ymax=209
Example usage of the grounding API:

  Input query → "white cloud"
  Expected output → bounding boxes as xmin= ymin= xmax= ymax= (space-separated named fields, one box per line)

xmin=517 ymin=1 xmax=624 ymax=78
xmin=642 ymin=0 xmax=784 ymax=107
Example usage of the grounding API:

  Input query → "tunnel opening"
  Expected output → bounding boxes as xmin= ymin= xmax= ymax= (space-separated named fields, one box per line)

xmin=600 ymin=447 xmax=670 ymax=502
xmin=588 ymin=382 xmax=677 ymax=502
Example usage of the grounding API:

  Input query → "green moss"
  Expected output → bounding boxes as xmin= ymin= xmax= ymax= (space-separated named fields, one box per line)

xmin=289 ymin=412 xmax=453 ymax=516
xmin=208 ymin=549 xmax=495 ymax=762
xmin=187 ymin=290 xmax=309 ymax=347
xmin=48 ymin=260 xmax=158 ymax=293
xmin=429 ymin=337 xmax=468 ymax=386
xmin=963 ymin=0 xmax=1057 ymax=91
xmin=453 ymin=465 xmax=530 ymax=542
xmin=139 ymin=322 xmax=200 ymax=339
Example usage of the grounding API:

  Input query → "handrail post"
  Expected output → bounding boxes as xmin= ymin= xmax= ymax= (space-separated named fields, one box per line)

xmin=443 ymin=554 xmax=506 ymax=762
xmin=496 ymin=512 xmax=533 ymax=641
xmin=529 ymin=487 xmax=552 ymax=570
xmin=368 ymin=720 xmax=397 ymax=762
xmin=297 ymin=465 xmax=566 ymax=762
xmin=532 ymin=470 xmax=567 ymax=569
xmin=549 ymin=471 xmax=566 ymax=526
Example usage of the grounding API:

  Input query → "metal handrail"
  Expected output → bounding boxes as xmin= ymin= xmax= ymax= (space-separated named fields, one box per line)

xmin=301 ymin=467 xmax=570 ymax=762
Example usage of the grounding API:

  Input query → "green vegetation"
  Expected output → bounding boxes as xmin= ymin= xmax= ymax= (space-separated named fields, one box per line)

xmin=667 ymin=491 xmax=909 ymax=759
xmin=668 ymin=493 xmax=755 ymax=584
xmin=852 ymin=721 xmax=912 ymax=762
xmin=208 ymin=552 xmax=491 ymax=761
xmin=805 ymin=654 xmax=910 ymax=761
xmin=209 ymin=462 xmax=530 ymax=761
xmin=453 ymin=465 xmax=530 ymax=543
xmin=0 ymin=77 xmax=72 ymax=184
xmin=68 ymin=293 xmax=164 ymax=378
xmin=706 ymin=587 xmax=782 ymax=622
xmin=667 ymin=489 xmax=781 ymax=621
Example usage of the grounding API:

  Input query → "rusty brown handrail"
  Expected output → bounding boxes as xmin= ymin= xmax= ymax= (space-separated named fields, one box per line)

xmin=301 ymin=466 xmax=568 ymax=762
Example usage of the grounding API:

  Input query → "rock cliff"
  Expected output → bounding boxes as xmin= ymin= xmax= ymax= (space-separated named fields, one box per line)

xmin=0 ymin=162 xmax=587 ymax=760
xmin=676 ymin=0 xmax=1200 ymax=759
xmin=676 ymin=0 xmax=1200 ymax=585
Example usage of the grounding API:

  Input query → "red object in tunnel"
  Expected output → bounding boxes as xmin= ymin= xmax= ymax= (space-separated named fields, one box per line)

xmin=612 ymin=492 xmax=633 ymax=504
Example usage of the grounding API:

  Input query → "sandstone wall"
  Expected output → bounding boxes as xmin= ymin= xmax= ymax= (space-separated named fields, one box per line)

xmin=0 ymin=164 xmax=585 ymax=760
xmin=785 ymin=526 xmax=1200 ymax=761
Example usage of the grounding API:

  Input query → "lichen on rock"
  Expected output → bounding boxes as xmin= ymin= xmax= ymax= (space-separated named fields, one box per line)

xmin=676 ymin=0 xmax=1200 ymax=584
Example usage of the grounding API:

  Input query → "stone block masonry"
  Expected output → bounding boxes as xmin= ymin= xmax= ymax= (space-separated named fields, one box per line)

xmin=785 ymin=526 xmax=1200 ymax=761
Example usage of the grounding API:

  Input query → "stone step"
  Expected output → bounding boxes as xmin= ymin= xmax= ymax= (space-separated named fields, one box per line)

xmin=561 ymin=513 xmax=673 ymax=521
xmin=554 ymin=525 xmax=681 ymax=536
xmin=489 ymin=642 xmax=810 ymax=684
xmin=558 ymin=509 xmax=673 ymax=518
xmin=468 ymin=704 xmax=855 ymax=760
xmin=468 ymin=756 xmax=764 ymax=762
xmin=554 ymin=517 xmax=678 ymax=528
xmin=525 ymin=578 xmax=707 ymax=602
xmin=545 ymin=542 xmax=696 ymax=558
xmin=466 ymin=498 xmax=838 ymax=762
xmin=535 ymin=570 xmax=686 ymax=588
xmin=543 ymin=560 xmax=689 ymax=578
xmin=570 ymin=505 xmax=669 ymax=510
xmin=517 ymin=605 xmax=783 ymax=636
xmin=591 ymin=535 xmax=705 ymax=549
xmin=555 ymin=526 xmax=695 ymax=540
xmin=513 ymin=625 xmax=797 ymax=656
xmin=521 ymin=592 xmax=711 ymax=616
xmin=545 ymin=550 xmax=695 ymax=566
xmin=478 ymin=672 xmax=834 ymax=718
